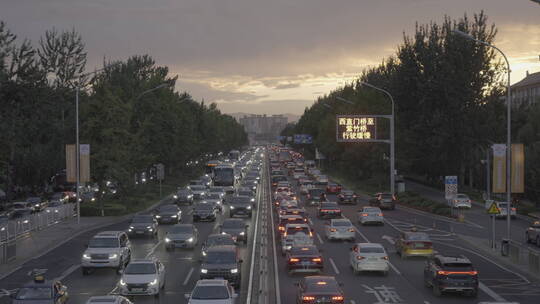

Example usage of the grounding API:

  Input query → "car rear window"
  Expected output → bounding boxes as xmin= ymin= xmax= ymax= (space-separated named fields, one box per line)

xmin=359 ymin=246 xmax=384 ymax=253
xmin=222 ymin=220 xmax=244 ymax=228
xmin=332 ymin=220 xmax=351 ymax=227
xmin=443 ymin=262 xmax=473 ymax=269
xmin=286 ymin=226 xmax=310 ymax=235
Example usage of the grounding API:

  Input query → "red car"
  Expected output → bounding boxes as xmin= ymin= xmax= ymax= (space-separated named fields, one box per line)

xmin=326 ymin=183 xmax=342 ymax=194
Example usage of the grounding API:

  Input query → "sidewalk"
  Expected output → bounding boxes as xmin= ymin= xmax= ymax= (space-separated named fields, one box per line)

xmin=0 ymin=215 xmax=128 ymax=280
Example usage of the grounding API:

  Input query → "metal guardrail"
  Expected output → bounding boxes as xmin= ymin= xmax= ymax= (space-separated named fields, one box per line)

xmin=503 ymin=239 xmax=540 ymax=275
xmin=0 ymin=204 xmax=75 ymax=263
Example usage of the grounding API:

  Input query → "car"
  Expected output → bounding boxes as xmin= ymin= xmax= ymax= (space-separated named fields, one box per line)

xmin=44 ymin=200 xmax=64 ymax=216
xmin=193 ymin=202 xmax=218 ymax=222
xmin=175 ymin=189 xmax=193 ymax=205
xmin=271 ymin=175 xmax=288 ymax=187
xmin=306 ymin=189 xmax=327 ymax=206
xmin=337 ymin=190 xmax=357 ymax=204
xmin=279 ymin=207 xmax=306 ymax=219
xmin=286 ymin=245 xmax=324 ymax=275
xmin=190 ymin=185 xmax=207 ymax=201
xmin=349 ymin=243 xmax=389 ymax=275
xmin=201 ymin=233 xmax=236 ymax=257
xmin=295 ymin=276 xmax=344 ymax=304
xmin=317 ymin=202 xmax=342 ymax=219
xmin=185 ymin=279 xmax=238 ymax=304
xmin=11 ymin=201 xmax=34 ymax=213
xmin=299 ymin=180 xmax=315 ymax=195
xmin=395 ymin=231 xmax=433 ymax=259
xmin=236 ymin=188 xmax=256 ymax=206
xmin=26 ymin=197 xmax=46 ymax=212
xmin=220 ymin=219 xmax=249 ymax=244
xmin=325 ymin=218 xmax=355 ymax=241
xmin=127 ymin=215 xmax=158 ymax=238
xmin=153 ymin=204 xmax=181 ymax=224
xmin=82 ymin=231 xmax=131 ymax=275
xmin=282 ymin=224 xmax=314 ymax=255
xmin=292 ymin=168 xmax=305 ymax=179
xmin=204 ymin=193 xmax=224 ymax=211
xmin=449 ymin=193 xmax=472 ymax=209
xmin=165 ymin=224 xmax=198 ymax=250
xmin=200 ymin=175 xmax=213 ymax=188
xmin=50 ymin=192 xmax=69 ymax=204
xmin=490 ymin=201 xmax=517 ymax=219
xmin=241 ymin=179 xmax=258 ymax=192
xmin=423 ymin=254 xmax=479 ymax=297
xmin=326 ymin=183 xmax=342 ymax=194
xmin=208 ymin=186 xmax=226 ymax=199
xmin=200 ymin=245 xmax=243 ymax=287
xmin=229 ymin=196 xmax=253 ymax=218
xmin=526 ymin=221 xmax=540 ymax=246
xmin=370 ymin=193 xmax=397 ymax=210
xmin=277 ymin=215 xmax=308 ymax=235
xmin=85 ymin=296 xmax=133 ymax=304
xmin=358 ymin=207 xmax=384 ymax=225
xmin=118 ymin=259 xmax=166 ymax=297
xmin=11 ymin=275 xmax=68 ymax=304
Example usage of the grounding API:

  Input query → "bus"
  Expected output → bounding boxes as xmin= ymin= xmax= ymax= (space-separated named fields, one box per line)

xmin=228 ymin=150 xmax=240 ymax=161
xmin=205 ymin=160 xmax=221 ymax=175
xmin=212 ymin=164 xmax=236 ymax=193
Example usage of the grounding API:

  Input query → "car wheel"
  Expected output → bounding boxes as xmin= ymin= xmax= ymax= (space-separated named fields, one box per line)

xmin=432 ymin=284 xmax=442 ymax=296
xmin=154 ymin=291 xmax=160 ymax=298
xmin=467 ymin=289 xmax=478 ymax=297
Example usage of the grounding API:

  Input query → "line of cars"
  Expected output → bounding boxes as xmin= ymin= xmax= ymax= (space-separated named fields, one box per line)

xmin=268 ymin=146 xmax=482 ymax=301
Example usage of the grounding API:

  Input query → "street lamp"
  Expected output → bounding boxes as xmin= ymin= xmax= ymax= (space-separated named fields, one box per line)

xmin=342 ymin=83 xmax=396 ymax=194
xmin=452 ymin=29 xmax=512 ymax=240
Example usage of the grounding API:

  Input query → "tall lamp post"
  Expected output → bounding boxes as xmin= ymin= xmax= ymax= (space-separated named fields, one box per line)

xmin=453 ymin=29 xmax=512 ymax=240
xmin=339 ymin=83 xmax=396 ymax=195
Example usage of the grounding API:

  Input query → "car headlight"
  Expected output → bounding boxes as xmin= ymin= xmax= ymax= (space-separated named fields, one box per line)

xmin=285 ymin=246 xmax=292 ymax=250
xmin=149 ymin=279 xmax=158 ymax=286
xmin=119 ymin=279 xmax=126 ymax=286
xmin=188 ymin=195 xmax=193 ymax=198
xmin=173 ymin=195 xmax=178 ymax=199
xmin=230 ymin=206 xmax=235 ymax=209
xmin=165 ymin=237 xmax=171 ymax=243
xmin=247 ymin=206 xmax=252 ymax=210
xmin=46 ymin=209 xmax=51 ymax=213
xmin=202 ymin=251 xmax=207 ymax=256
xmin=54 ymin=210 xmax=59 ymax=213
xmin=201 ymin=192 xmax=205 ymax=195
xmin=35 ymin=204 xmax=40 ymax=207
xmin=155 ymin=215 xmax=161 ymax=218
xmin=83 ymin=254 xmax=91 ymax=260
xmin=231 ymin=268 xmax=238 ymax=274
xmin=251 ymin=198 xmax=255 ymax=202
xmin=187 ymin=237 xmax=194 ymax=242
xmin=146 ymin=226 xmax=152 ymax=229
xmin=171 ymin=214 xmax=178 ymax=218
xmin=91 ymin=198 xmax=96 ymax=202
xmin=239 ymin=232 xmax=245 ymax=235
xmin=221 ymin=232 xmax=227 ymax=235
xmin=129 ymin=226 xmax=134 ymax=230
xmin=109 ymin=253 xmax=118 ymax=259
xmin=201 ymin=268 xmax=208 ymax=274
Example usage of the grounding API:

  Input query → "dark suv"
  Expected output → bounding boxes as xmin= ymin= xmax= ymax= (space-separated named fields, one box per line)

xmin=200 ymin=245 xmax=243 ymax=287
xmin=229 ymin=196 xmax=252 ymax=218
xmin=423 ymin=254 xmax=478 ymax=297
xmin=127 ymin=215 xmax=158 ymax=238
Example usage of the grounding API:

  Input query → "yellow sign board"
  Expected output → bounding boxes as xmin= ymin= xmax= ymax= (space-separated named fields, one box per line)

xmin=336 ymin=115 xmax=377 ymax=142
xmin=487 ymin=202 xmax=500 ymax=215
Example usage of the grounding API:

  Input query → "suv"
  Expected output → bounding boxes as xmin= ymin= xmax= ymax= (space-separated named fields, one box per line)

xmin=185 ymin=279 xmax=238 ymax=304
xmin=118 ymin=258 xmax=166 ymax=297
xmin=82 ymin=231 xmax=131 ymax=275
xmin=220 ymin=219 xmax=249 ymax=244
xmin=200 ymin=245 xmax=243 ymax=287
xmin=193 ymin=202 xmax=218 ymax=222
xmin=128 ymin=215 xmax=158 ymax=238
xmin=229 ymin=196 xmax=252 ymax=218
xmin=370 ymin=193 xmax=397 ymax=210
xmin=423 ymin=255 xmax=478 ymax=297
xmin=175 ymin=189 xmax=193 ymax=205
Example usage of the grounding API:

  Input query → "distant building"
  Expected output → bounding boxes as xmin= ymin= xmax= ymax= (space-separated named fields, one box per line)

xmin=239 ymin=114 xmax=288 ymax=144
xmin=511 ymin=71 xmax=540 ymax=107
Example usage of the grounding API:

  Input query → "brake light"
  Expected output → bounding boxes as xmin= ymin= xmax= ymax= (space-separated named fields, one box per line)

xmin=381 ymin=256 xmax=388 ymax=260
xmin=331 ymin=296 xmax=344 ymax=301
xmin=303 ymin=296 xmax=315 ymax=301
xmin=361 ymin=213 xmax=368 ymax=217
xmin=289 ymin=258 xmax=300 ymax=263
xmin=353 ymin=195 xmax=357 ymax=198
xmin=348 ymin=228 xmax=355 ymax=232
xmin=392 ymin=195 xmax=397 ymax=200
xmin=312 ymin=257 xmax=322 ymax=263
xmin=330 ymin=228 xmax=337 ymax=232
xmin=378 ymin=213 xmax=383 ymax=217
xmin=437 ymin=270 xmax=478 ymax=275
xmin=356 ymin=256 xmax=365 ymax=260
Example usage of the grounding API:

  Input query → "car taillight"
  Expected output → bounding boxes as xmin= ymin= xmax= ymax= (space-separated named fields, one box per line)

xmin=512 ymin=207 xmax=516 ymax=211
xmin=361 ymin=213 xmax=368 ymax=217
xmin=356 ymin=256 xmax=365 ymax=260
xmin=303 ymin=296 xmax=315 ymax=301
xmin=312 ymin=257 xmax=322 ymax=263
xmin=381 ymin=256 xmax=388 ymax=260
xmin=348 ymin=228 xmax=355 ymax=232
xmin=378 ymin=213 xmax=383 ymax=216
xmin=353 ymin=195 xmax=357 ymax=198
xmin=289 ymin=258 xmax=300 ymax=263
xmin=332 ymin=296 xmax=344 ymax=301
xmin=279 ymin=226 xmax=285 ymax=231
xmin=437 ymin=270 xmax=478 ymax=275
xmin=307 ymin=194 xmax=311 ymax=199
xmin=330 ymin=228 xmax=337 ymax=232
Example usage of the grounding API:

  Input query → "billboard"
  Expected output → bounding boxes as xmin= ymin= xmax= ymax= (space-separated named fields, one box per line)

xmin=336 ymin=115 xmax=377 ymax=142
xmin=511 ymin=143 xmax=524 ymax=193
xmin=492 ymin=143 xmax=525 ymax=193
xmin=294 ymin=134 xmax=313 ymax=144
xmin=492 ymin=144 xmax=506 ymax=193
xmin=66 ymin=144 xmax=90 ymax=183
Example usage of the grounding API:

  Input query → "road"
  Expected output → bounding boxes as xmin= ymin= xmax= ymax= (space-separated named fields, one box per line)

xmin=267 ymin=163 xmax=540 ymax=304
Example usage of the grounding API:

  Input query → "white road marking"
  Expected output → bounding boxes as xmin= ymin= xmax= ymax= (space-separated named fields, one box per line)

xmin=388 ymin=261 xmax=401 ymax=275
xmin=350 ymin=300 xmax=356 ymax=304
xmin=329 ymin=257 xmax=340 ymax=274
xmin=108 ymin=286 xmax=118 ymax=295
xmin=423 ymin=301 xmax=431 ymax=304
xmin=479 ymin=282 xmax=507 ymax=302
xmin=146 ymin=240 xmax=162 ymax=258
xmin=396 ymin=205 xmax=484 ymax=229
xmin=267 ymin=161 xmax=281 ymax=304
xmin=188 ymin=209 xmax=193 ymax=215
xmin=382 ymin=235 xmax=395 ymax=244
xmin=316 ymin=233 xmax=324 ymax=244
xmin=352 ymin=226 xmax=369 ymax=242
xmin=308 ymin=218 xmax=314 ymax=225
xmin=56 ymin=264 xmax=80 ymax=281
xmin=246 ymin=173 xmax=263 ymax=304
xmin=183 ymin=267 xmax=195 ymax=286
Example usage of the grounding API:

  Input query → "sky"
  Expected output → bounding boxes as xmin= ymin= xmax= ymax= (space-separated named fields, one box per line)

xmin=1 ymin=0 xmax=539 ymax=115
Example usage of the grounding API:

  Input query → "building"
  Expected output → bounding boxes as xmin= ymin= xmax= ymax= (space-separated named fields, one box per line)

xmin=239 ymin=114 xmax=288 ymax=145
xmin=511 ymin=71 xmax=540 ymax=108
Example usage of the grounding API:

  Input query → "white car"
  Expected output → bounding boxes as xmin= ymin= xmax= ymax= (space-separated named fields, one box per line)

xmin=325 ymin=218 xmax=355 ymax=241
xmin=85 ymin=296 xmax=133 ymax=304
xmin=119 ymin=259 xmax=166 ymax=297
xmin=281 ymin=224 xmax=313 ymax=255
xmin=349 ymin=243 xmax=389 ymax=276
xmin=82 ymin=231 xmax=131 ymax=275
xmin=493 ymin=201 xmax=517 ymax=219
xmin=185 ymin=279 xmax=238 ymax=304
xmin=450 ymin=193 xmax=472 ymax=209
xmin=358 ymin=207 xmax=384 ymax=225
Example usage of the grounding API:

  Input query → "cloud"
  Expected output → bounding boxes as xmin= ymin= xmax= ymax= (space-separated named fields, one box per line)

xmin=274 ymin=83 xmax=301 ymax=90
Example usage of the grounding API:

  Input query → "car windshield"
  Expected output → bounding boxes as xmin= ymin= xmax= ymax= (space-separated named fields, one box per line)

xmin=238 ymin=191 xmax=252 ymax=196
xmin=309 ymin=189 xmax=325 ymax=195
xmin=286 ymin=226 xmax=309 ymax=235
xmin=132 ymin=216 xmax=153 ymax=223
xmin=457 ymin=194 xmax=468 ymax=199
xmin=406 ymin=232 xmax=430 ymax=241
xmin=206 ymin=193 xmax=221 ymax=199
xmin=205 ymin=251 xmax=236 ymax=264
xmin=209 ymin=188 xmax=223 ymax=192
xmin=444 ymin=262 xmax=473 ymax=269
xmin=359 ymin=246 xmax=385 ymax=253
xmin=231 ymin=197 xmax=250 ymax=204
xmin=195 ymin=204 xmax=213 ymax=210
xmin=170 ymin=226 xmax=193 ymax=233
xmin=16 ymin=287 xmax=52 ymax=300
xmin=364 ymin=207 xmax=380 ymax=213
xmin=124 ymin=263 xmax=156 ymax=274
xmin=380 ymin=194 xmax=393 ymax=199
xmin=332 ymin=220 xmax=351 ymax=227
xmin=191 ymin=286 xmax=230 ymax=299
xmin=207 ymin=236 xmax=235 ymax=246
xmin=178 ymin=190 xmax=190 ymax=195
xmin=222 ymin=220 xmax=244 ymax=228
xmin=88 ymin=237 xmax=119 ymax=248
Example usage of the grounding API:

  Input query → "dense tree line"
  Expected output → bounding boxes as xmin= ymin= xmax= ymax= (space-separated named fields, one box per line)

xmin=284 ymin=12 xmax=512 ymax=193
xmin=0 ymin=21 xmax=247 ymax=198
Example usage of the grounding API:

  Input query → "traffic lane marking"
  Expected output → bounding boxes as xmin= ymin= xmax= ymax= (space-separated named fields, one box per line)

xmin=316 ymin=233 xmax=324 ymax=244
xmin=56 ymin=263 xmax=80 ymax=281
xmin=183 ymin=267 xmax=195 ymax=285
xmin=479 ymin=282 xmax=507 ymax=302
xmin=329 ymin=257 xmax=340 ymax=274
